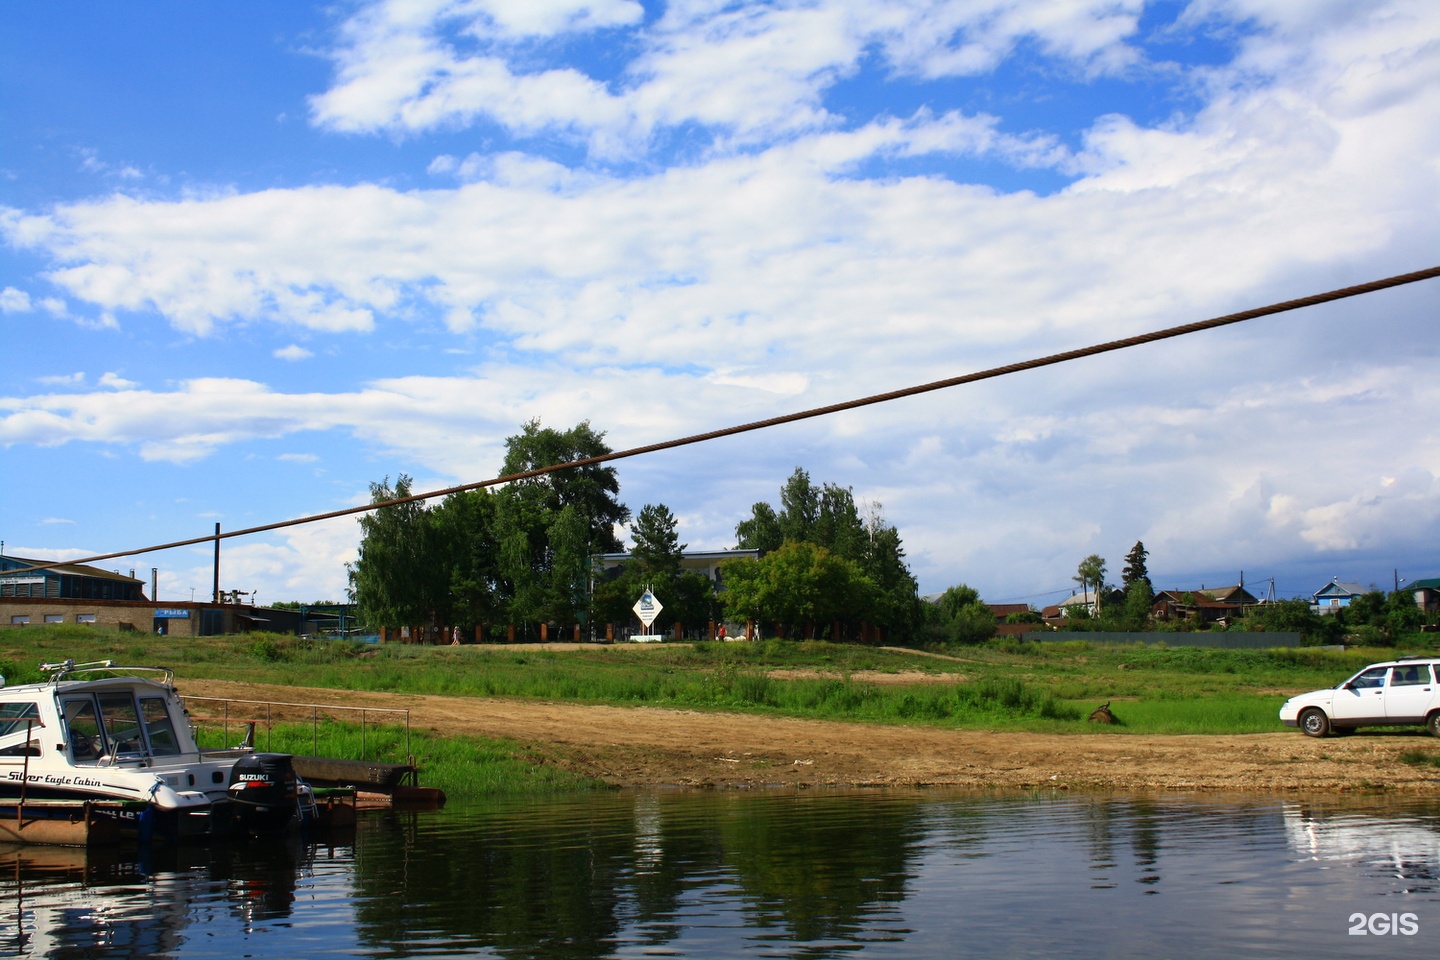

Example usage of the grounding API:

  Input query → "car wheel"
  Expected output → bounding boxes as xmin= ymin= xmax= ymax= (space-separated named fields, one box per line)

xmin=1300 ymin=708 xmax=1330 ymax=738
xmin=1428 ymin=712 xmax=1440 ymax=738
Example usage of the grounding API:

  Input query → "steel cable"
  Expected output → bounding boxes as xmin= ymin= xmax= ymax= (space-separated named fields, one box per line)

xmin=13 ymin=264 xmax=1439 ymax=575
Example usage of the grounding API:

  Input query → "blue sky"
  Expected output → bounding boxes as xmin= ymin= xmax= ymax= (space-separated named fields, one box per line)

xmin=3 ymin=0 xmax=1438 ymax=609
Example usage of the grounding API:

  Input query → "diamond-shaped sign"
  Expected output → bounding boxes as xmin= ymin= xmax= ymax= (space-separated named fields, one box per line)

xmin=632 ymin=589 xmax=663 ymax=628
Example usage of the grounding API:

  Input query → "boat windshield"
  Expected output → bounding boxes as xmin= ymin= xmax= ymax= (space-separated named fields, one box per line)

xmin=0 ymin=702 xmax=40 ymax=737
xmin=0 ymin=702 xmax=41 ymax=756
xmin=139 ymin=695 xmax=182 ymax=756
xmin=98 ymin=692 xmax=145 ymax=757
xmin=62 ymin=691 xmax=185 ymax=761
xmin=63 ymin=697 xmax=105 ymax=763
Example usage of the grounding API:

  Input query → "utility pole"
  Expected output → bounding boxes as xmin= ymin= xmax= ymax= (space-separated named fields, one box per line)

xmin=212 ymin=522 xmax=221 ymax=603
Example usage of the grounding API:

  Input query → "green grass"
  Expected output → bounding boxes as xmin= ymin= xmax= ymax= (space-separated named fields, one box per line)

xmin=1070 ymin=696 xmax=1284 ymax=734
xmin=193 ymin=720 xmax=601 ymax=798
xmin=1399 ymin=749 xmax=1440 ymax=770
xmin=3 ymin=625 xmax=1414 ymax=743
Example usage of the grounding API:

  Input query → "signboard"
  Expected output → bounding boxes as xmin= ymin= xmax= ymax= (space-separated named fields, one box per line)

xmin=632 ymin=589 xmax=663 ymax=629
xmin=0 ymin=576 xmax=45 ymax=586
xmin=154 ymin=608 xmax=191 ymax=619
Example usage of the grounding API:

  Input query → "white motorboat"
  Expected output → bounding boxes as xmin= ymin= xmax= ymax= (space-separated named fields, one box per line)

xmin=0 ymin=659 xmax=307 ymax=840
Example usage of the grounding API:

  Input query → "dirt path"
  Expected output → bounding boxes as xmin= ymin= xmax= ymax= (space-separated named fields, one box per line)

xmin=178 ymin=679 xmax=1440 ymax=794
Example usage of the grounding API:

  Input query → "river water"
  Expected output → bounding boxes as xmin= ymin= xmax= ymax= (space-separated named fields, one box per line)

xmin=4 ymin=789 xmax=1439 ymax=959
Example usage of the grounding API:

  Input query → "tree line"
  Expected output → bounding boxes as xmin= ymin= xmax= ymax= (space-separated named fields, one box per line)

xmin=930 ymin=541 xmax=1434 ymax=646
xmin=347 ymin=421 xmax=924 ymax=643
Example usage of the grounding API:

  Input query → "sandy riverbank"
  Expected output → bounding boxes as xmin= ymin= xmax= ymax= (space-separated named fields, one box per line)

xmin=179 ymin=679 xmax=1440 ymax=794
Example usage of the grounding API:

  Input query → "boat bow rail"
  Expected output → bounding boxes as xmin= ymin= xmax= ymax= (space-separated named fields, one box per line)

xmin=38 ymin=659 xmax=177 ymax=687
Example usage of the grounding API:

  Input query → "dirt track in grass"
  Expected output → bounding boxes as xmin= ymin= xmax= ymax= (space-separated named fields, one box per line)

xmin=178 ymin=678 xmax=1440 ymax=794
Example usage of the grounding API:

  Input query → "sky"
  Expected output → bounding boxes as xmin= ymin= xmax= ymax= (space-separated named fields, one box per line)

xmin=2 ymin=0 xmax=1438 ymax=611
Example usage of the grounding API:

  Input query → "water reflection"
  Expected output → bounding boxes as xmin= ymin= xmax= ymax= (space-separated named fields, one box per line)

xmin=4 ymin=791 xmax=1440 ymax=959
xmin=2 ymin=834 xmax=350 ymax=958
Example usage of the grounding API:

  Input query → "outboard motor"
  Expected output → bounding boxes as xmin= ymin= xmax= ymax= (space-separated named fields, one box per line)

xmin=227 ymin=753 xmax=300 ymax=833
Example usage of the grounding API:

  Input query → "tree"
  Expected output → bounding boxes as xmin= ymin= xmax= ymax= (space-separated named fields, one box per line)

xmin=1385 ymin=590 xmax=1424 ymax=639
xmin=629 ymin=503 xmax=685 ymax=583
xmin=736 ymin=468 xmax=867 ymax=561
xmin=1342 ymin=590 xmax=1388 ymax=629
xmin=494 ymin=419 xmax=630 ymax=633
xmin=601 ymin=503 xmax=717 ymax=634
xmin=1074 ymin=554 xmax=1107 ymax=612
xmin=936 ymin=584 xmax=981 ymax=620
xmin=1120 ymin=542 xmax=1151 ymax=590
xmin=858 ymin=508 xmax=923 ymax=640
xmin=734 ymin=468 xmax=922 ymax=642
xmin=1337 ymin=589 xmax=1425 ymax=645
xmin=1119 ymin=578 xmax=1155 ymax=630
xmin=1248 ymin=598 xmax=1341 ymax=645
xmin=720 ymin=542 xmax=878 ymax=639
xmin=734 ymin=501 xmax=782 ymax=553
xmin=544 ymin=504 xmax=591 ymax=627
xmin=431 ymin=488 xmax=502 ymax=630
xmin=778 ymin=469 xmax=820 ymax=545
xmin=929 ymin=584 xmax=996 ymax=644
xmin=497 ymin=419 xmax=629 ymax=554
xmin=349 ymin=475 xmax=442 ymax=630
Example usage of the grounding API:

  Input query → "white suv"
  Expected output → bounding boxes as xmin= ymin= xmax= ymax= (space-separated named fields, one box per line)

xmin=1279 ymin=658 xmax=1440 ymax=737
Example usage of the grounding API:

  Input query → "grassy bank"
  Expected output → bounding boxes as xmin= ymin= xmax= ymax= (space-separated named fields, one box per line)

xmin=2 ymin=626 xmax=1419 ymax=794
xmin=192 ymin=721 xmax=602 ymax=798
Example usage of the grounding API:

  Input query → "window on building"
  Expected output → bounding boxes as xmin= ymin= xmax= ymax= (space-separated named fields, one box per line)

xmin=9 ymin=615 xmax=28 ymax=625
xmin=44 ymin=614 xmax=64 ymax=624
xmin=77 ymin=613 xmax=97 ymax=624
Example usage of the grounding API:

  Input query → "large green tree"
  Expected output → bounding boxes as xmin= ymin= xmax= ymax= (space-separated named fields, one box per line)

xmin=349 ymin=475 xmax=443 ymax=630
xmin=432 ymin=488 xmax=502 ymax=629
xmin=494 ymin=419 xmax=630 ymax=631
xmin=859 ymin=507 xmax=924 ymax=640
xmin=1120 ymin=542 xmax=1150 ymax=590
xmin=734 ymin=468 xmax=921 ymax=642
xmin=351 ymin=420 xmax=629 ymax=637
xmin=739 ymin=468 xmax=870 ymax=561
xmin=720 ymin=541 xmax=878 ymax=639
xmin=1113 ymin=541 xmax=1154 ymax=629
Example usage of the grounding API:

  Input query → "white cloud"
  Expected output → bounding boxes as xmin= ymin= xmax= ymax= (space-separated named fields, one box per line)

xmin=4 ymin=0 xmax=1439 ymax=605
xmin=156 ymin=515 xmax=360 ymax=605
xmin=309 ymin=0 xmax=1150 ymax=151
xmin=0 ymin=287 xmax=31 ymax=312
xmin=78 ymin=147 xmax=143 ymax=181
xmin=98 ymin=372 xmax=137 ymax=390
xmin=310 ymin=0 xmax=643 ymax=140
xmin=275 ymin=344 xmax=314 ymax=361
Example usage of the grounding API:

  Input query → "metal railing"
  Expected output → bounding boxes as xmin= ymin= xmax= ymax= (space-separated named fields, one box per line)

xmin=183 ymin=696 xmax=410 ymax=760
